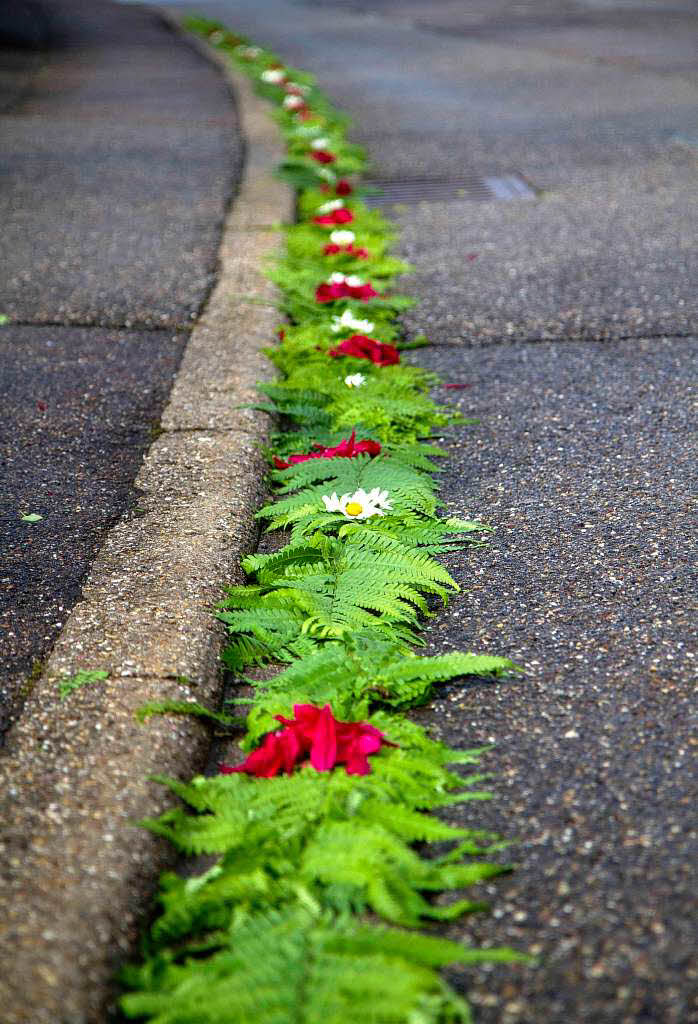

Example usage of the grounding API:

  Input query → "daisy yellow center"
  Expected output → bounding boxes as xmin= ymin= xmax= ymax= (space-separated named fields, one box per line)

xmin=345 ymin=501 xmax=363 ymax=517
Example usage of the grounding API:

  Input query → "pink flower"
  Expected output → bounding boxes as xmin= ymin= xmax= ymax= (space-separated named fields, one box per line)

xmin=329 ymin=334 xmax=400 ymax=366
xmin=221 ymin=704 xmax=393 ymax=778
xmin=273 ymin=430 xmax=381 ymax=469
xmin=311 ymin=149 xmax=336 ymax=165
xmin=313 ymin=209 xmax=354 ymax=226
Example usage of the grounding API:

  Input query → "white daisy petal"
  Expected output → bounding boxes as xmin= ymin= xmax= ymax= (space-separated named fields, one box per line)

xmin=321 ymin=488 xmax=392 ymax=520
xmin=345 ymin=275 xmax=363 ymax=288
xmin=344 ymin=373 xmax=366 ymax=388
xmin=316 ymin=198 xmax=344 ymax=214
xmin=329 ymin=230 xmax=355 ymax=246
xmin=261 ymin=69 xmax=285 ymax=84
xmin=311 ymin=137 xmax=330 ymax=149
xmin=330 ymin=309 xmax=375 ymax=334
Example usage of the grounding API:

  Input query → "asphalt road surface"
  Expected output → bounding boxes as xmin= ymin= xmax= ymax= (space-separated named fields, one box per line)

xmin=148 ymin=2 xmax=697 ymax=1022
xmin=0 ymin=1 xmax=242 ymax=734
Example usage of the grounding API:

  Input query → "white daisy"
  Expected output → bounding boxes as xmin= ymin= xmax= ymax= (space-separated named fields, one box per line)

xmin=261 ymin=69 xmax=285 ymax=84
xmin=317 ymin=167 xmax=337 ymax=183
xmin=321 ymin=487 xmax=390 ymax=520
xmin=330 ymin=309 xmax=375 ymax=334
xmin=316 ymin=198 xmax=345 ymax=215
xmin=322 ymin=488 xmax=392 ymax=520
xmin=344 ymin=373 xmax=366 ymax=388
xmin=329 ymin=230 xmax=355 ymax=246
xmin=283 ymin=95 xmax=304 ymax=110
xmin=310 ymin=137 xmax=330 ymax=149
xmin=328 ymin=272 xmax=346 ymax=284
xmin=345 ymin=275 xmax=364 ymax=288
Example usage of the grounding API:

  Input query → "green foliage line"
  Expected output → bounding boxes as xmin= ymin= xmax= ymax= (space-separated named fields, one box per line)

xmin=120 ymin=18 xmax=527 ymax=1024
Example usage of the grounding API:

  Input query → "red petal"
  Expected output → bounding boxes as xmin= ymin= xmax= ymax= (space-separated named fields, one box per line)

xmin=309 ymin=705 xmax=338 ymax=771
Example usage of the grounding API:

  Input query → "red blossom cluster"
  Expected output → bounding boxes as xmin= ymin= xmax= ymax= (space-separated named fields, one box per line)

xmin=220 ymin=704 xmax=393 ymax=777
xmin=311 ymin=149 xmax=336 ymax=164
xmin=329 ymin=334 xmax=400 ymax=366
xmin=323 ymin=242 xmax=369 ymax=259
xmin=335 ymin=179 xmax=353 ymax=196
xmin=273 ymin=430 xmax=381 ymax=469
xmin=313 ymin=208 xmax=354 ymax=226
xmin=315 ymin=277 xmax=378 ymax=303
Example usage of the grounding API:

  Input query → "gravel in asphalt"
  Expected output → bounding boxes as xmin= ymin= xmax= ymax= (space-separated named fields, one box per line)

xmin=0 ymin=0 xmax=241 ymax=327
xmin=409 ymin=336 xmax=697 ymax=1024
xmin=0 ymin=324 xmax=186 ymax=734
xmin=0 ymin=1 xmax=242 ymax=733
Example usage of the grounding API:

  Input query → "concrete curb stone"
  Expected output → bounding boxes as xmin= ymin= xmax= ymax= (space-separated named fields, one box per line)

xmin=0 ymin=25 xmax=292 ymax=1024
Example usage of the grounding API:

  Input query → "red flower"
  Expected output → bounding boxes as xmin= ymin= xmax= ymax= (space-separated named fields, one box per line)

xmin=273 ymin=430 xmax=381 ymax=469
xmin=312 ymin=150 xmax=336 ymax=165
xmin=313 ymin=209 xmax=354 ymax=226
xmin=329 ymin=334 xmax=400 ymax=366
xmin=323 ymin=242 xmax=369 ymax=259
xmin=315 ymin=277 xmax=378 ymax=303
xmin=335 ymin=179 xmax=353 ymax=196
xmin=220 ymin=704 xmax=393 ymax=778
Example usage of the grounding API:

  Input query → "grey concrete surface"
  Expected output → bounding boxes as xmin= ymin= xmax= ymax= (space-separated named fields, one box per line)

xmin=0 ymin=0 xmax=242 ymax=733
xmin=178 ymin=0 xmax=698 ymax=344
xmin=0 ymin=0 xmax=241 ymax=327
xmin=0 ymin=324 xmax=185 ymax=735
xmin=152 ymin=2 xmax=697 ymax=1021
xmin=413 ymin=337 xmax=696 ymax=1024
xmin=0 ymin=50 xmax=293 ymax=1023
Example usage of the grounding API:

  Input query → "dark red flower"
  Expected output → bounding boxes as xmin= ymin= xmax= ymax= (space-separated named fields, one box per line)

xmin=315 ymin=277 xmax=378 ymax=303
xmin=329 ymin=334 xmax=400 ymax=366
xmin=276 ymin=327 xmax=285 ymax=340
xmin=273 ymin=430 xmax=381 ymax=469
xmin=311 ymin=150 xmax=336 ymax=165
xmin=221 ymin=704 xmax=393 ymax=778
xmin=322 ymin=242 xmax=369 ymax=259
xmin=313 ymin=209 xmax=354 ymax=226
xmin=335 ymin=179 xmax=353 ymax=196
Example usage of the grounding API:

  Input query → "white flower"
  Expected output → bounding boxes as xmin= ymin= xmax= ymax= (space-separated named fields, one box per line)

xmin=322 ymin=488 xmax=392 ymax=520
xmin=345 ymin=275 xmax=363 ymax=288
xmin=330 ymin=309 xmax=374 ymax=334
xmin=344 ymin=373 xmax=366 ymax=388
xmin=311 ymin=137 xmax=330 ymax=149
xmin=330 ymin=230 xmax=355 ymax=246
xmin=317 ymin=167 xmax=337 ymax=183
xmin=236 ymin=45 xmax=260 ymax=58
xmin=283 ymin=95 xmax=304 ymax=110
xmin=316 ymin=198 xmax=344 ymax=214
xmin=261 ymin=69 xmax=285 ymax=84
xmin=329 ymin=272 xmax=346 ymax=284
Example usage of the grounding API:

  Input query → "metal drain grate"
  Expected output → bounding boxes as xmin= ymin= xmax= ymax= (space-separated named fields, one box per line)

xmin=362 ymin=173 xmax=537 ymax=207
